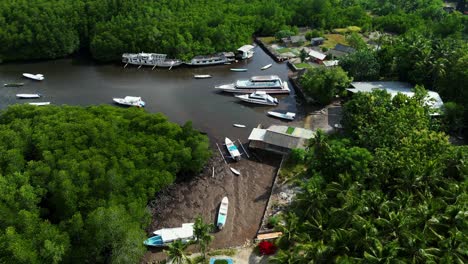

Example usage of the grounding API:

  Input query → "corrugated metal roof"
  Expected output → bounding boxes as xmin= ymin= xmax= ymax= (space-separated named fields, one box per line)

xmin=237 ymin=45 xmax=255 ymax=52
xmin=308 ymin=50 xmax=327 ymax=60
xmin=248 ymin=125 xmax=315 ymax=149
xmin=348 ymin=81 xmax=444 ymax=113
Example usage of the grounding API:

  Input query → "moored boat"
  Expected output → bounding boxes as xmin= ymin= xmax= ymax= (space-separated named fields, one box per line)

xmin=113 ymin=96 xmax=145 ymax=107
xmin=4 ymin=83 xmax=24 ymax=87
xmin=186 ymin=52 xmax=235 ymax=66
xmin=215 ymin=75 xmax=290 ymax=94
xmin=261 ymin=63 xmax=272 ymax=70
xmin=28 ymin=102 xmax=50 ymax=106
xmin=235 ymin=91 xmax=278 ymax=106
xmin=233 ymin=124 xmax=246 ymax=128
xmin=267 ymin=111 xmax=296 ymax=121
xmin=144 ymin=223 xmax=194 ymax=247
xmin=225 ymin=137 xmax=241 ymax=161
xmin=217 ymin=197 xmax=229 ymax=229
xmin=237 ymin=45 xmax=255 ymax=60
xmin=23 ymin=73 xmax=44 ymax=81
xmin=230 ymin=167 xmax=240 ymax=175
xmin=194 ymin=74 xmax=212 ymax=79
xmin=122 ymin=53 xmax=182 ymax=68
xmin=230 ymin=68 xmax=247 ymax=72
xmin=16 ymin=93 xmax=41 ymax=99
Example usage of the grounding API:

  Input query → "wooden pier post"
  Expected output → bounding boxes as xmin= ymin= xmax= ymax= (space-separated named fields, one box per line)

xmin=152 ymin=65 xmax=157 ymax=70
xmin=124 ymin=63 xmax=128 ymax=68
xmin=137 ymin=65 xmax=142 ymax=69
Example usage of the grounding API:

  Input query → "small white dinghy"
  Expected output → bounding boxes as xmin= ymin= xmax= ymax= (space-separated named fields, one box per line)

xmin=16 ymin=93 xmax=41 ymax=99
xmin=217 ymin=197 xmax=229 ymax=229
xmin=230 ymin=167 xmax=240 ymax=175
xmin=194 ymin=74 xmax=212 ymax=79
xmin=261 ymin=63 xmax=272 ymax=70
xmin=233 ymin=124 xmax=246 ymax=128
xmin=113 ymin=96 xmax=145 ymax=107
xmin=267 ymin=111 xmax=296 ymax=121
xmin=29 ymin=102 xmax=50 ymax=106
xmin=23 ymin=73 xmax=44 ymax=81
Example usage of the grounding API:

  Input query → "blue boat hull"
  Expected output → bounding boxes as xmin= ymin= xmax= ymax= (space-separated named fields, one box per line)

xmin=144 ymin=235 xmax=164 ymax=247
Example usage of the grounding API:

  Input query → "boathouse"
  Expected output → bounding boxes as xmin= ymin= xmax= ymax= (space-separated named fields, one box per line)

xmin=248 ymin=125 xmax=315 ymax=155
xmin=308 ymin=49 xmax=327 ymax=63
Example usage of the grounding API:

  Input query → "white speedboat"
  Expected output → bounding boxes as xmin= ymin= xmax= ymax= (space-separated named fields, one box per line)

xmin=267 ymin=111 xmax=296 ymax=121
xmin=215 ymin=75 xmax=290 ymax=94
xmin=233 ymin=124 xmax=246 ymax=128
xmin=225 ymin=137 xmax=241 ymax=161
xmin=16 ymin=93 xmax=41 ymax=99
xmin=235 ymin=91 xmax=278 ymax=106
xmin=217 ymin=197 xmax=229 ymax=230
xmin=23 ymin=73 xmax=44 ymax=81
xmin=144 ymin=223 xmax=194 ymax=247
xmin=230 ymin=68 xmax=247 ymax=72
xmin=261 ymin=63 xmax=272 ymax=70
xmin=194 ymin=74 xmax=212 ymax=79
xmin=29 ymin=102 xmax=50 ymax=106
xmin=113 ymin=96 xmax=145 ymax=107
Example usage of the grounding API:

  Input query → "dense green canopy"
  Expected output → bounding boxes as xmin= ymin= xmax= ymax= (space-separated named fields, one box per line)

xmin=0 ymin=105 xmax=211 ymax=263
xmin=272 ymin=90 xmax=467 ymax=263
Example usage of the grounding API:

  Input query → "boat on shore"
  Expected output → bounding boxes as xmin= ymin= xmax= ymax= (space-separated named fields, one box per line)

xmin=225 ymin=137 xmax=241 ymax=161
xmin=230 ymin=68 xmax=247 ymax=72
xmin=261 ymin=63 xmax=272 ymax=70
xmin=267 ymin=111 xmax=296 ymax=121
xmin=4 ymin=83 xmax=24 ymax=87
xmin=186 ymin=52 xmax=235 ymax=66
xmin=230 ymin=167 xmax=240 ymax=175
xmin=144 ymin=223 xmax=194 ymax=247
xmin=122 ymin=53 xmax=182 ymax=68
xmin=23 ymin=73 xmax=44 ymax=81
xmin=113 ymin=96 xmax=145 ymax=107
xmin=215 ymin=75 xmax=290 ymax=94
xmin=217 ymin=197 xmax=229 ymax=230
xmin=16 ymin=93 xmax=41 ymax=99
xmin=194 ymin=74 xmax=212 ymax=79
xmin=29 ymin=102 xmax=50 ymax=106
xmin=235 ymin=91 xmax=278 ymax=106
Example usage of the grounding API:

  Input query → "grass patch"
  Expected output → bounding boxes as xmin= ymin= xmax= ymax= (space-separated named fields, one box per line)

xmin=294 ymin=63 xmax=313 ymax=69
xmin=322 ymin=34 xmax=349 ymax=49
xmin=276 ymin=47 xmax=292 ymax=54
xmin=332 ymin=26 xmax=361 ymax=34
xmin=208 ymin=248 xmax=237 ymax=257
xmin=279 ymin=156 xmax=307 ymax=182
xmin=286 ymin=127 xmax=295 ymax=134
xmin=258 ymin=36 xmax=276 ymax=44
xmin=214 ymin=260 xmax=229 ymax=264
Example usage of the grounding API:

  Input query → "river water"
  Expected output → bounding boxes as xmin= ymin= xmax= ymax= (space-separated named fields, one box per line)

xmin=0 ymin=46 xmax=306 ymax=140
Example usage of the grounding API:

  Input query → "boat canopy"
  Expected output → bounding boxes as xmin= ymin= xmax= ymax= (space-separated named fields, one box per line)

xmin=237 ymin=45 xmax=254 ymax=53
xmin=153 ymin=223 xmax=194 ymax=242
xmin=250 ymin=75 xmax=281 ymax=82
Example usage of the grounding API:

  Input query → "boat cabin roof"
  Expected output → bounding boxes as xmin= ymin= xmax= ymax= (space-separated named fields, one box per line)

xmin=237 ymin=45 xmax=255 ymax=53
xmin=124 ymin=96 xmax=142 ymax=101
xmin=153 ymin=223 xmax=194 ymax=242
xmin=250 ymin=75 xmax=281 ymax=82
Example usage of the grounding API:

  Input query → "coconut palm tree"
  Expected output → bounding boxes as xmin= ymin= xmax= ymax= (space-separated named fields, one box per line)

xmin=164 ymin=240 xmax=190 ymax=264
xmin=193 ymin=216 xmax=213 ymax=261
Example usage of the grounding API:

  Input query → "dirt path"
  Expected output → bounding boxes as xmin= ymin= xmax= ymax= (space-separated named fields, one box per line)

xmin=143 ymin=145 xmax=282 ymax=263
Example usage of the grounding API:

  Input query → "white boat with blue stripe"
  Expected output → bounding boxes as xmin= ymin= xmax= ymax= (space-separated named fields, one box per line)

xmin=225 ymin=137 xmax=241 ymax=161
xmin=217 ymin=197 xmax=229 ymax=230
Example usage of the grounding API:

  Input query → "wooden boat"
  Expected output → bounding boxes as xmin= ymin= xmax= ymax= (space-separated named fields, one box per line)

xmin=235 ymin=91 xmax=278 ymax=106
xmin=194 ymin=74 xmax=212 ymax=79
xmin=225 ymin=137 xmax=241 ymax=161
xmin=113 ymin=96 xmax=145 ymax=107
xmin=22 ymin=73 xmax=44 ymax=81
xmin=233 ymin=124 xmax=246 ymax=128
xmin=230 ymin=68 xmax=247 ymax=72
xmin=230 ymin=167 xmax=240 ymax=175
xmin=267 ymin=111 xmax=296 ymax=121
xmin=16 ymin=93 xmax=41 ymax=99
xmin=29 ymin=102 xmax=50 ymax=106
xmin=145 ymin=223 xmax=194 ymax=247
xmin=4 ymin=83 xmax=24 ymax=87
xmin=261 ymin=63 xmax=272 ymax=70
xmin=217 ymin=197 xmax=229 ymax=229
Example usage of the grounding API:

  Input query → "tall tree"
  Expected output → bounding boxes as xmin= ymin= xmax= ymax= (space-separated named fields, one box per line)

xmin=193 ymin=216 xmax=214 ymax=261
